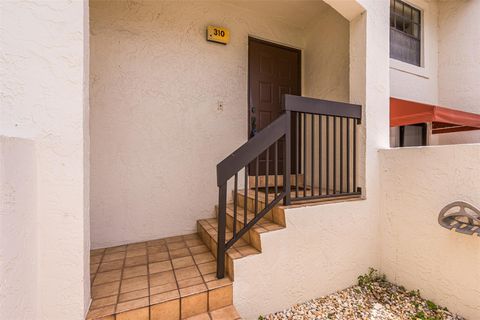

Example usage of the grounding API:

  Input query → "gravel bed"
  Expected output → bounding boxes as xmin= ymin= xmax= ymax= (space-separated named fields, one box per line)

xmin=263 ymin=277 xmax=464 ymax=320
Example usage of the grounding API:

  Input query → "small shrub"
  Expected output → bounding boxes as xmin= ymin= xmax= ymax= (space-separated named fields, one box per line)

xmin=357 ymin=268 xmax=386 ymax=289
xmin=258 ymin=316 xmax=265 ymax=320
xmin=426 ymin=300 xmax=438 ymax=311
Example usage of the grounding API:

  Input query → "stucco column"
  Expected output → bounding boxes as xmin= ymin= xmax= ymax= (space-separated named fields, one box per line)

xmin=0 ymin=1 xmax=90 ymax=319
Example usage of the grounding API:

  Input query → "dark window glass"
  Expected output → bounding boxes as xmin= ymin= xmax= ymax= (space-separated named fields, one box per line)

xmin=390 ymin=0 xmax=421 ymax=66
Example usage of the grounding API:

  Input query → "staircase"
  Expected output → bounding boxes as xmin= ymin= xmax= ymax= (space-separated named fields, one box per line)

xmin=87 ymin=94 xmax=362 ymax=319
xmin=87 ymin=188 xmax=286 ymax=320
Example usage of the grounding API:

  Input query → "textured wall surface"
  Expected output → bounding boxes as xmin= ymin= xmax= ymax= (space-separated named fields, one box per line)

xmin=89 ymin=0 xmax=350 ymax=248
xmin=0 ymin=1 xmax=90 ymax=319
xmin=435 ymin=0 xmax=480 ymax=145
xmin=389 ymin=0 xmax=439 ymax=105
xmin=380 ymin=145 xmax=480 ymax=320
xmin=0 ymin=137 xmax=37 ymax=320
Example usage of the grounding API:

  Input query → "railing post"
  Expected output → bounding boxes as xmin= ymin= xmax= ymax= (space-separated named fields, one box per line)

xmin=284 ymin=110 xmax=291 ymax=205
xmin=216 ymin=183 xmax=227 ymax=279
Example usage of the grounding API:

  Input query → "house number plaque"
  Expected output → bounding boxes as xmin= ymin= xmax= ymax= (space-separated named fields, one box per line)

xmin=207 ymin=26 xmax=230 ymax=45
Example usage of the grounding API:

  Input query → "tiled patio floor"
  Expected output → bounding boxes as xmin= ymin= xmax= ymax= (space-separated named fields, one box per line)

xmin=88 ymin=233 xmax=236 ymax=320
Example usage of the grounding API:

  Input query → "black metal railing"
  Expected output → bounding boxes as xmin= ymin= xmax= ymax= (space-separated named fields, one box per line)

xmin=215 ymin=94 xmax=362 ymax=278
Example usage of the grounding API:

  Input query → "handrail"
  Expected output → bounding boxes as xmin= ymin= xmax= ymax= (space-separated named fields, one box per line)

xmin=215 ymin=94 xmax=362 ymax=278
xmin=284 ymin=94 xmax=362 ymax=121
xmin=216 ymin=113 xmax=288 ymax=187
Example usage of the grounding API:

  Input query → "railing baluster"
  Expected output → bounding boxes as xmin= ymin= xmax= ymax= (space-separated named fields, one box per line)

xmin=319 ymin=115 xmax=323 ymax=196
xmin=311 ymin=114 xmax=315 ymax=196
xmin=326 ymin=116 xmax=330 ymax=195
xmin=353 ymin=120 xmax=357 ymax=191
xmin=255 ymin=157 xmax=259 ymax=215
xmin=284 ymin=110 xmax=291 ymax=205
xmin=295 ymin=112 xmax=299 ymax=198
xmin=303 ymin=112 xmax=307 ymax=197
xmin=347 ymin=118 xmax=351 ymax=193
xmin=233 ymin=173 xmax=238 ymax=236
xmin=333 ymin=116 xmax=337 ymax=194
xmin=274 ymin=141 xmax=278 ymax=196
xmin=265 ymin=148 xmax=269 ymax=205
xmin=244 ymin=165 xmax=248 ymax=225
xmin=216 ymin=183 xmax=227 ymax=278
xmin=340 ymin=117 xmax=344 ymax=194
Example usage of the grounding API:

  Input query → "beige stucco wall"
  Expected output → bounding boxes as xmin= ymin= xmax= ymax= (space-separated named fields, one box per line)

xmin=90 ymin=0 xmax=350 ymax=248
xmin=380 ymin=145 xmax=480 ymax=320
xmin=434 ymin=0 xmax=480 ymax=145
xmin=0 ymin=1 xmax=90 ymax=319
xmin=390 ymin=0 xmax=439 ymax=105
xmin=0 ymin=137 xmax=37 ymax=319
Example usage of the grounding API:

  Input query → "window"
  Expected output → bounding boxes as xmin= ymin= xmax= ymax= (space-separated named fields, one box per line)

xmin=390 ymin=0 xmax=421 ymax=66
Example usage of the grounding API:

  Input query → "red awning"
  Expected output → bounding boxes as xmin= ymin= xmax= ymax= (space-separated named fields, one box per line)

xmin=390 ymin=97 xmax=480 ymax=134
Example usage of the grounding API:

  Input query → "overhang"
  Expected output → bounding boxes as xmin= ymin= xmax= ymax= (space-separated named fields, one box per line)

xmin=390 ymin=97 xmax=480 ymax=134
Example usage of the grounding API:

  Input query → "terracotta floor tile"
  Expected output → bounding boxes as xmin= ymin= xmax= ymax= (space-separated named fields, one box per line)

xmin=86 ymin=305 xmax=115 ymax=319
xmin=179 ymin=283 xmax=207 ymax=297
xmin=91 ymin=248 xmax=105 ymax=256
xmin=149 ymin=260 xmax=173 ymax=274
xmin=125 ymin=248 xmax=147 ymax=258
xmin=149 ymin=271 xmax=176 ymax=287
xmin=183 ymin=233 xmax=200 ymax=240
xmin=120 ymin=275 xmax=148 ymax=293
xmin=236 ymin=245 xmax=259 ymax=257
xmin=150 ymin=290 xmax=180 ymax=304
xmin=209 ymin=305 xmax=240 ymax=320
xmin=116 ymin=306 xmax=149 ymax=320
xmin=147 ymin=239 xmax=166 ymax=247
xmin=122 ymin=265 xmax=147 ymax=279
xmin=181 ymin=292 xmax=208 ymax=319
xmin=150 ymin=299 xmax=180 ymax=320
xmin=98 ymin=260 xmax=124 ymax=272
xmin=116 ymin=297 xmax=149 ymax=313
xmin=92 ymin=281 xmax=120 ymax=299
xmin=197 ymin=262 xmax=216 ymax=275
xmin=90 ymin=295 xmax=118 ymax=310
xmin=148 ymin=245 xmax=168 ymax=254
xmin=118 ymin=288 xmax=149 ymax=303
xmin=167 ymin=241 xmax=187 ymax=250
xmin=193 ymin=252 xmax=215 ymax=265
xmin=127 ymin=242 xmax=146 ymax=250
xmin=104 ymin=245 xmax=126 ymax=254
xmin=91 ymin=263 xmax=100 ymax=274
xmin=91 ymin=255 xmax=102 ymax=265
xmin=124 ymin=255 xmax=147 ymax=268
xmin=185 ymin=239 xmax=204 ymax=247
xmin=169 ymin=247 xmax=190 ymax=259
xmin=174 ymin=265 xmax=201 ymax=281
xmin=189 ymin=245 xmax=210 ymax=255
xmin=148 ymin=251 xmax=169 ymax=263
xmin=172 ymin=256 xmax=195 ymax=269
xmin=201 ymin=273 xmax=218 ymax=283
xmin=102 ymin=252 xmax=126 ymax=262
xmin=93 ymin=269 xmax=122 ymax=286
xmin=165 ymin=235 xmax=184 ymax=243
xmin=184 ymin=313 xmax=211 ymax=320
xmin=205 ymin=278 xmax=232 ymax=290
xmin=177 ymin=276 xmax=204 ymax=289
xmin=150 ymin=282 xmax=178 ymax=295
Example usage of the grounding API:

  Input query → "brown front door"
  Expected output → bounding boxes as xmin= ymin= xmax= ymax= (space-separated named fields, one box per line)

xmin=248 ymin=37 xmax=301 ymax=175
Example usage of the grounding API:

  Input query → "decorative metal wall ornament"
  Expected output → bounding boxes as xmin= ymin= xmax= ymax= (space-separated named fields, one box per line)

xmin=438 ymin=201 xmax=480 ymax=236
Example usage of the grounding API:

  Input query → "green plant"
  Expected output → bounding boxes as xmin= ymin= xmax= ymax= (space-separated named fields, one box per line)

xmin=408 ymin=289 xmax=421 ymax=298
xmin=426 ymin=300 xmax=438 ymax=311
xmin=258 ymin=316 xmax=265 ymax=320
xmin=357 ymin=268 xmax=386 ymax=289
xmin=411 ymin=311 xmax=441 ymax=320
